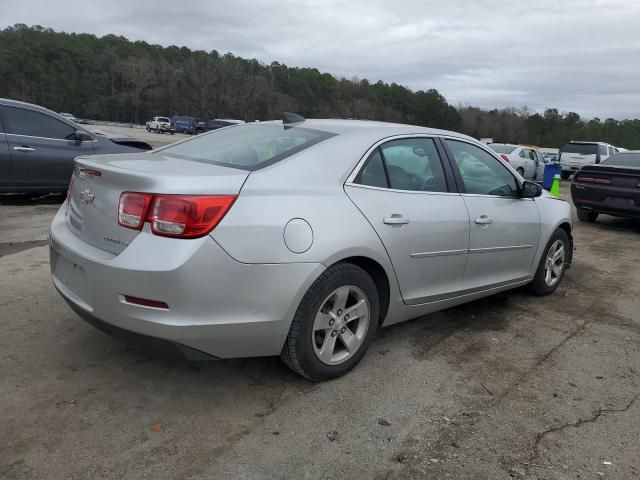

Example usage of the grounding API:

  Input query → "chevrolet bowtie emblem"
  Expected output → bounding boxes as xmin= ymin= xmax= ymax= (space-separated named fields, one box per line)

xmin=79 ymin=189 xmax=95 ymax=205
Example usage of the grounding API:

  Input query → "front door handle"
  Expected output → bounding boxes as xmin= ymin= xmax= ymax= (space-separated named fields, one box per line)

xmin=383 ymin=214 xmax=410 ymax=225
xmin=474 ymin=215 xmax=493 ymax=225
xmin=13 ymin=146 xmax=35 ymax=152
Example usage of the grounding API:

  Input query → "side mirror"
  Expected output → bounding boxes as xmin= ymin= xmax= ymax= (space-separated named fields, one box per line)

xmin=521 ymin=180 xmax=542 ymax=198
xmin=73 ymin=130 xmax=92 ymax=142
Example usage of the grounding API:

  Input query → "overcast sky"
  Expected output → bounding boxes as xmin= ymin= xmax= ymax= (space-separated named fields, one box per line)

xmin=2 ymin=0 xmax=639 ymax=119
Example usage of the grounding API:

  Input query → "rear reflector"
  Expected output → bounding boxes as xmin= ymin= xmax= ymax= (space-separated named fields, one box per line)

xmin=500 ymin=154 xmax=510 ymax=163
xmin=123 ymin=295 xmax=169 ymax=309
xmin=117 ymin=192 xmax=236 ymax=238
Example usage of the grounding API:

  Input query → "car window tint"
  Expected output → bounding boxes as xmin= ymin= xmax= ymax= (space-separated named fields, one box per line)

xmin=354 ymin=150 xmax=388 ymax=188
xmin=379 ymin=138 xmax=447 ymax=192
xmin=598 ymin=144 xmax=607 ymax=155
xmin=1 ymin=106 xmax=76 ymax=140
xmin=446 ymin=139 xmax=518 ymax=197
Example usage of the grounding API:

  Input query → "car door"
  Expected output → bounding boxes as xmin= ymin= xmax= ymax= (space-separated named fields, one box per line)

xmin=345 ymin=136 xmax=470 ymax=305
xmin=0 ymin=114 xmax=10 ymax=188
xmin=0 ymin=105 xmax=95 ymax=190
xmin=443 ymin=138 xmax=541 ymax=290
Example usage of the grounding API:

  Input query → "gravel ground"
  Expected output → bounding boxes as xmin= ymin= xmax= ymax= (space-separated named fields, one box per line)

xmin=87 ymin=124 xmax=190 ymax=149
xmin=1 ymin=182 xmax=638 ymax=480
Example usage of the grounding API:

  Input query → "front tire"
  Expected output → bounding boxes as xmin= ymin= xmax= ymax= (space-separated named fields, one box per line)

xmin=281 ymin=263 xmax=379 ymax=381
xmin=577 ymin=208 xmax=598 ymax=223
xmin=528 ymin=228 xmax=570 ymax=296
xmin=517 ymin=167 xmax=525 ymax=176
xmin=561 ymin=171 xmax=571 ymax=180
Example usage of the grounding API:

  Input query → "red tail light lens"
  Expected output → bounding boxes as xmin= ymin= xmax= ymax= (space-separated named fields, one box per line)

xmin=500 ymin=154 xmax=510 ymax=163
xmin=118 ymin=192 xmax=153 ymax=230
xmin=117 ymin=192 xmax=236 ymax=238
xmin=575 ymin=175 xmax=611 ymax=185
xmin=149 ymin=195 xmax=236 ymax=238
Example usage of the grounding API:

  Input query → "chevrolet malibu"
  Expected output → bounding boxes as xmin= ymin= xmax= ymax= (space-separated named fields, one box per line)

xmin=50 ymin=116 xmax=573 ymax=380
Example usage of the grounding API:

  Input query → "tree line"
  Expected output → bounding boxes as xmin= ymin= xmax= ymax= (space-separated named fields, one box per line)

xmin=1 ymin=24 xmax=639 ymax=149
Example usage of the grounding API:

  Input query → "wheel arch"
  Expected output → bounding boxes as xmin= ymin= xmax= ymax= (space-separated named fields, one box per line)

xmin=331 ymin=256 xmax=391 ymax=326
xmin=557 ymin=221 xmax=573 ymax=266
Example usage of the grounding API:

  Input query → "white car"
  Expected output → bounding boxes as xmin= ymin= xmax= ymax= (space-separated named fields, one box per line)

xmin=559 ymin=141 xmax=615 ymax=179
xmin=488 ymin=144 xmax=544 ymax=181
xmin=146 ymin=116 xmax=174 ymax=134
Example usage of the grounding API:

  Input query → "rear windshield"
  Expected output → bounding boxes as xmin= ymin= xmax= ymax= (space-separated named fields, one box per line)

xmin=561 ymin=143 xmax=598 ymax=155
xmin=488 ymin=144 xmax=516 ymax=154
xmin=601 ymin=152 xmax=640 ymax=167
xmin=158 ymin=124 xmax=337 ymax=170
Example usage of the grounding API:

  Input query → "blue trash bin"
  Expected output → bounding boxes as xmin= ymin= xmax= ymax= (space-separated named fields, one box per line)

xmin=543 ymin=163 xmax=561 ymax=190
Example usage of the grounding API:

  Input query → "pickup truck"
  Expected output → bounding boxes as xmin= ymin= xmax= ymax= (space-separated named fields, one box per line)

xmin=146 ymin=116 xmax=174 ymax=134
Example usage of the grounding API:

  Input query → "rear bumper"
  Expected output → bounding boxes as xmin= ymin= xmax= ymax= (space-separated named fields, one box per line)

xmin=571 ymin=183 xmax=640 ymax=218
xmin=49 ymin=206 xmax=325 ymax=358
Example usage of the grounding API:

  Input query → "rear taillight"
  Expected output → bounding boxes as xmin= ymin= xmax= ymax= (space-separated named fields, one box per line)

xmin=118 ymin=192 xmax=153 ymax=230
xmin=117 ymin=192 xmax=236 ymax=238
xmin=500 ymin=154 xmax=510 ymax=163
xmin=575 ymin=175 xmax=611 ymax=185
xmin=67 ymin=175 xmax=76 ymax=202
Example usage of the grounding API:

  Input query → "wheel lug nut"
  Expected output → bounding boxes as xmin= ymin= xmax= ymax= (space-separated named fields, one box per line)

xmin=340 ymin=327 xmax=346 ymax=334
xmin=329 ymin=319 xmax=335 ymax=326
xmin=337 ymin=309 xmax=343 ymax=316
xmin=331 ymin=330 xmax=337 ymax=337
xmin=344 ymin=314 xmax=349 ymax=321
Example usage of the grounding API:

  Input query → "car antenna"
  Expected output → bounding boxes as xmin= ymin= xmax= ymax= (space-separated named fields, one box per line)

xmin=282 ymin=112 xmax=305 ymax=125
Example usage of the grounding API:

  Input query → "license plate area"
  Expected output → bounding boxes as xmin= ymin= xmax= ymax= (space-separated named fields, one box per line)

xmin=604 ymin=197 xmax=635 ymax=208
xmin=53 ymin=252 xmax=92 ymax=310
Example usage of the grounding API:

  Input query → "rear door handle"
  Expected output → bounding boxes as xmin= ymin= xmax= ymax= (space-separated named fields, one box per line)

xmin=474 ymin=215 xmax=493 ymax=225
xmin=13 ymin=146 xmax=35 ymax=152
xmin=383 ymin=214 xmax=409 ymax=225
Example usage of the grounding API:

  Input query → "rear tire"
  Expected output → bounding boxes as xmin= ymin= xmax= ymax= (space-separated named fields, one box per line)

xmin=528 ymin=228 xmax=570 ymax=296
xmin=577 ymin=208 xmax=598 ymax=223
xmin=517 ymin=167 xmax=524 ymax=176
xmin=281 ymin=263 xmax=379 ymax=381
xmin=561 ymin=171 xmax=571 ymax=180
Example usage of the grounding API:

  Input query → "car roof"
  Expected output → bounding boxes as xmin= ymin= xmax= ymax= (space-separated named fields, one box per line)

xmin=489 ymin=143 xmax=519 ymax=147
xmin=260 ymin=118 xmax=476 ymax=141
xmin=0 ymin=97 xmax=58 ymax=115
xmin=567 ymin=140 xmax=608 ymax=145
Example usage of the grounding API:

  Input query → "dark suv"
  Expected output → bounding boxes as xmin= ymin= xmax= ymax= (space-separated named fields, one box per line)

xmin=171 ymin=116 xmax=203 ymax=135
xmin=0 ymin=98 xmax=152 ymax=193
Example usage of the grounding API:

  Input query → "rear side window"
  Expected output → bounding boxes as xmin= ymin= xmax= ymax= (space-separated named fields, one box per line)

xmin=489 ymin=144 xmax=517 ymax=154
xmin=599 ymin=144 xmax=607 ymax=155
xmin=354 ymin=138 xmax=448 ymax=192
xmin=446 ymin=139 xmax=518 ymax=197
xmin=158 ymin=124 xmax=336 ymax=170
xmin=1 ymin=106 xmax=76 ymax=140
xmin=561 ymin=143 xmax=598 ymax=155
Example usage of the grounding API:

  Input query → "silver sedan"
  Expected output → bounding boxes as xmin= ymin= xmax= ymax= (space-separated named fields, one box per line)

xmin=50 ymin=116 xmax=573 ymax=380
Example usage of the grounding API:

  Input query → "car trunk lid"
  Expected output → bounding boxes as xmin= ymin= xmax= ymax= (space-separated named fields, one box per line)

xmin=66 ymin=152 xmax=249 ymax=254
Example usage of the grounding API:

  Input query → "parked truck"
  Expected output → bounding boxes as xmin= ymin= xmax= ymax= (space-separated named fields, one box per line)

xmin=146 ymin=116 xmax=174 ymax=134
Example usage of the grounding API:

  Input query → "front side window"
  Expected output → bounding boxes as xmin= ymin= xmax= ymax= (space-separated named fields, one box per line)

xmin=159 ymin=124 xmax=336 ymax=170
xmin=446 ymin=139 xmax=519 ymax=197
xmin=1 ymin=106 xmax=76 ymax=140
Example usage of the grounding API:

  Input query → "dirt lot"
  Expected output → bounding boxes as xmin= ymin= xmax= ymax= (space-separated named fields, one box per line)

xmin=1 ymin=181 xmax=639 ymax=480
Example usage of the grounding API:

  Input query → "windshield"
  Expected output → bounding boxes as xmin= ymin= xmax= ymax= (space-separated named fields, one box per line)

xmin=601 ymin=152 xmax=640 ymax=167
xmin=488 ymin=144 xmax=516 ymax=154
xmin=157 ymin=117 xmax=169 ymax=123
xmin=158 ymin=124 xmax=337 ymax=170
xmin=562 ymin=143 xmax=598 ymax=155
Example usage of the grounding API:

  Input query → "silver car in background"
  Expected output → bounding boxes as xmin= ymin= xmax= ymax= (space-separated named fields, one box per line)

xmin=50 ymin=116 xmax=573 ymax=380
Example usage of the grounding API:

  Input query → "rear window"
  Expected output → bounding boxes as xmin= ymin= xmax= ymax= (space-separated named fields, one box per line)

xmin=561 ymin=143 xmax=598 ymax=155
xmin=601 ymin=153 xmax=640 ymax=167
xmin=488 ymin=144 xmax=516 ymax=154
xmin=158 ymin=124 xmax=337 ymax=170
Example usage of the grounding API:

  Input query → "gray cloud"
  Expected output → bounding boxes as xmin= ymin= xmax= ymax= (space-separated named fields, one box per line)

xmin=1 ymin=0 xmax=638 ymax=118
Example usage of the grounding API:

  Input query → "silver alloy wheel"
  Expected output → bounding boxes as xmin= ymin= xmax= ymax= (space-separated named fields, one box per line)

xmin=544 ymin=239 xmax=565 ymax=287
xmin=312 ymin=285 xmax=370 ymax=365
